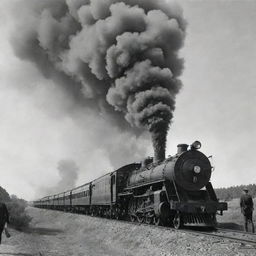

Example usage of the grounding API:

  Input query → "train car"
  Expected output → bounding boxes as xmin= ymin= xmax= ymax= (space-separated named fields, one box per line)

xmin=123 ymin=141 xmax=227 ymax=228
xmin=44 ymin=196 xmax=50 ymax=209
xmin=35 ymin=196 xmax=48 ymax=209
xmin=33 ymin=199 xmax=41 ymax=208
xmin=48 ymin=195 xmax=55 ymax=209
xmin=71 ymin=183 xmax=91 ymax=213
xmin=52 ymin=194 xmax=59 ymax=209
xmin=89 ymin=163 xmax=141 ymax=218
xmin=40 ymin=196 xmax=47 ymax=209
xmin=90 ymin=173 xmax=112 ymax=216
xmin=64 ymin=190 xmax=72 ymax=211
xmin=55 ymin=192 xmax=65 ymax=210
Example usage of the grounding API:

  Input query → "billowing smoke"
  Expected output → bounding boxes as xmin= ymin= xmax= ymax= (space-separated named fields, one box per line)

xmin=11 ymin=0 xmax=186 ymax=162
xmin=57 ymin=159 xmax=79 ymax=191
xmin=38 ymin=159 xmax=79 ymax=196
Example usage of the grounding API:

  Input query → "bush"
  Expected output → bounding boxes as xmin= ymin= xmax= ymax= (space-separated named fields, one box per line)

xmin=6 ymin=195 xmax=32 ymax=230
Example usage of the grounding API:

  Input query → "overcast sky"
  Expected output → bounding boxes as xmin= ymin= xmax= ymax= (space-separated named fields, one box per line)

xmin=0 ymin=0 xmax=256 ymax=200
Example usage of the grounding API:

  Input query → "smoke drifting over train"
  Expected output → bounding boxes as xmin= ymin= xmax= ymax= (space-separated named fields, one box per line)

xmin=11 ymin=0 xmax=186 ymax=162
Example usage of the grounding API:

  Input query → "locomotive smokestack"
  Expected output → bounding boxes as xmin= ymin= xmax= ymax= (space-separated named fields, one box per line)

xmin=141 ymin=156 xmax=153 ymax=168
xmin=152 ymin=130 xmax=166 ymax=163
xmin=154 ymin=150 xmax=165 ymax=163
xmin=177 ymin=144 xmax=188 ymax=154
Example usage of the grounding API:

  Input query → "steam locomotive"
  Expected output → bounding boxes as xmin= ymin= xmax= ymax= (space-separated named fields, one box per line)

xmin=33 ymin=141 xmax=227 ymax=229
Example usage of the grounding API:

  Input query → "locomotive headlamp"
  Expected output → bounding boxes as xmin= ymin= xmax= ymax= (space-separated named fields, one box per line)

xmin=194 ymin=166 xmax=201 ymax=174
xmin=191 ymin=140 xmax=201 ymax=150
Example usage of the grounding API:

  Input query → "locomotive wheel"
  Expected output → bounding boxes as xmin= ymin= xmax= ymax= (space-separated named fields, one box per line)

xmin=173 ymin=214 xmax=183 ymax=229
xmin=153 ymin=216 xmax=162 ymax=226
xmin=137 ymin=215 xmax=144 ymax=223
xmin=211 ymin=214 xmax=217 ymax=229
xmin=114 ymin=213 xmax=120 ymax=220
xmin=145 ymin=216 xmax=153 ymax=225
xmin=130 ymin=214 xmax=136 ymax=222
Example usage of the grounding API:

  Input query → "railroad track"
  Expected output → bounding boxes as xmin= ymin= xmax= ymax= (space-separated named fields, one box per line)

xmin=214 ymin=228 xmax=256 ymax=245
xmin=217 ymin=227 xmax=256 ymax=236
xmin=188 ymin=228 xmax=256 ymax=247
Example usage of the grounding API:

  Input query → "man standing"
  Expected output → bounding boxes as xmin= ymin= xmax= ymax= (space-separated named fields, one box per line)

xmin=0 ymin=202 xmax=10 ymax=244
xmin=240 ymin=188 xmax=255 ymax=233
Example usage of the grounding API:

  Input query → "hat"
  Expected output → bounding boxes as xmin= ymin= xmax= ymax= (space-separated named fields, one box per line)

xmin=243 ymin=188 xmax=249 ymax=191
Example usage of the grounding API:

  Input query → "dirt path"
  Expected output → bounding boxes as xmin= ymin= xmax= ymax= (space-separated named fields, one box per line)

xmin=0 ymin=207 xmax=256 ymax=256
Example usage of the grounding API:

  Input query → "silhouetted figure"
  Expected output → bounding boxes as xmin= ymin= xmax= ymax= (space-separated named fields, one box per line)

xmin=240 ymin=188 xmax=255 ymax=233
xmin=0 ymin=202 xmax=10 ymax=244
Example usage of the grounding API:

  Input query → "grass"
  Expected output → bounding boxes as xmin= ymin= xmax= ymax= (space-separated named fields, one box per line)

xmin=217 ymin=198 xmax=256 ymax=232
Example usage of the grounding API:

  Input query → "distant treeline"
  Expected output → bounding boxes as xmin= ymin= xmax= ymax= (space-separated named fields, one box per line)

xmin=215 ymin=184 xmax=256 ymax=201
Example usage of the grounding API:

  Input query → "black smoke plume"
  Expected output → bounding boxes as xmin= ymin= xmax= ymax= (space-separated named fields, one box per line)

xmin=11 ymin=0 xmax=186 ymax=162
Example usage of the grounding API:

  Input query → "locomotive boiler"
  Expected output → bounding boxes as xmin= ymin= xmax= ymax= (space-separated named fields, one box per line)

xmin=124 ymin=141 xmax=227 ymax=228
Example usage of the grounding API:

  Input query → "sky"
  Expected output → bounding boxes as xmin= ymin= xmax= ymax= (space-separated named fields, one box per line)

xmin=0 ymin=0 xmax=256 ymax=200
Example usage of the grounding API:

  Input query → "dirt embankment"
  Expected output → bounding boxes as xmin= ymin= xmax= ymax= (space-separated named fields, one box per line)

xmin=0 ymin=206 xmax=255 ymax=256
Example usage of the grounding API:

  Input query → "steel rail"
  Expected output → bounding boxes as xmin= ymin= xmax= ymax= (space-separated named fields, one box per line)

xmin=217 ymin=227 xmax=256 ymax=236
xmin=186 ymin=229 xmax=256 ymax=246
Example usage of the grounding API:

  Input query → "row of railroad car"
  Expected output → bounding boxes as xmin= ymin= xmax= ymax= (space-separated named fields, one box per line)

xmin=34 ymin=163 xmax=140 ymax=219
xmin=34 ymin=141 xmax=227 ymax=229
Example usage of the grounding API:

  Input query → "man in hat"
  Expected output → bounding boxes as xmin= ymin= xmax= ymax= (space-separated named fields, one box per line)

xmin=240 ymin=188 xmax=255 ymax=232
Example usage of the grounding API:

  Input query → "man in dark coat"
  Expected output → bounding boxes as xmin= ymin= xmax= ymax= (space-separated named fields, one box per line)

xmin=0 ymin=202 xmax=10 ymax=244
xmin=240 ymin=188 xmax=255 ymax=233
